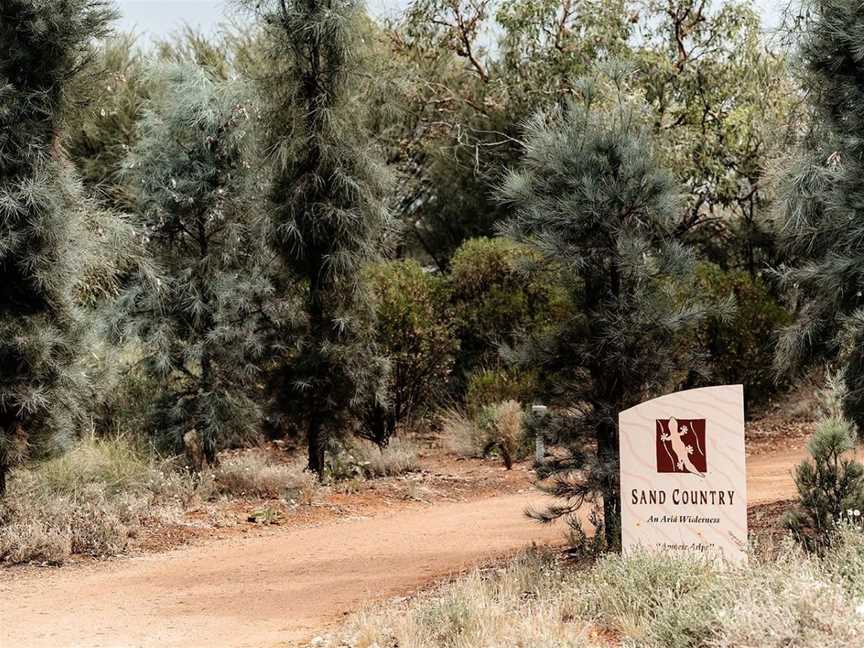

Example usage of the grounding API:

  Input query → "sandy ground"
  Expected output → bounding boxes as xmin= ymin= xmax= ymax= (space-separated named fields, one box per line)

xmin=0 ymin=440 xmax=813 ymax=648
xmin=1 ymin=491 xmax=566 ymax=648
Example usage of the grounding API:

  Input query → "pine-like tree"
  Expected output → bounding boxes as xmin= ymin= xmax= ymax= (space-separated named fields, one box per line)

xmin=109 ymin=63 xmax=268 ymax=467
xmin=785 ymin=416 xmax=864 ymax=551
xmin=64 ymin=32 xmax=151 ymax=212
xmin=500 ymin=69 xmax=707 ymax=549
xmin=243 ymin=0 xmax=394 ymax=475
xmin=0 ymin=0 xmax=121 ymax=494
xmin=773 ymin=0 xmax=864 ymax=433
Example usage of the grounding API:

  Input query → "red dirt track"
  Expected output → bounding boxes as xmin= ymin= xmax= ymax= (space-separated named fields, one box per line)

xmin=0 ymin=442 xmax=811 ymax=648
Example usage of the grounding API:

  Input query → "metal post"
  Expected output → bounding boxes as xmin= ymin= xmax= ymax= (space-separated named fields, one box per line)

xmin=531 ymin=404 xmax=548 ymax=464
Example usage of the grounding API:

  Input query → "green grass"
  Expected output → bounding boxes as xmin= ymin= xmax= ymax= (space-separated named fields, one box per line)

xmin=18 ymin=433 xmax=164 ymax=496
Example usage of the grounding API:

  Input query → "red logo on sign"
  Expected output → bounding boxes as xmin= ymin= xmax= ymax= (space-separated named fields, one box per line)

xmin=656 ymin=418 xmax=706 ymax=476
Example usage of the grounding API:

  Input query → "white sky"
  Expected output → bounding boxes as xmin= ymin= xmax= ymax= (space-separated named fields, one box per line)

xmin=114 ymin=0 xmax=404 ymax=39
xmin=114 ymin=0 xmax=786 ymax=41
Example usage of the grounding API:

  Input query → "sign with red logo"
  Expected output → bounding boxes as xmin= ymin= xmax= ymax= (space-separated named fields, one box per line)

xmin=619 ymin=386 xmax=747 ymax=562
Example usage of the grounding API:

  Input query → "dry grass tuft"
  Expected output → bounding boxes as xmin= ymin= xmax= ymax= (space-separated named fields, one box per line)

xmin=482 ymin=400 xmax=522 ymax=469
xmin=440 ymin=402 xmax=525 ymax=468
xmin=312 ymin=551 xmax=603 ymax=648
xmin=439 ymin=407 xmax=485 ymax=458
xmin=349 ymin=437 xmax=421 ymax=479
xmin=214 ymin=451 xmax=317 ymax=502
xmin=0 ymin=434 xmax=200 ymax=565
xmin=311 ymin=527 xmax=864 ymax=648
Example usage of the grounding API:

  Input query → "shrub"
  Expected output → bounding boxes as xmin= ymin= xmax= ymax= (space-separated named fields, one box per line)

xmin=695 ymin=263 xmax=791 ymax=402
xmin=476 ymin=401 xmax=523 ymax=470
xmin=0 ymin=477 xmax=152 ymax=564
xmin=448 ymin=238 xmax=570 ymax=384
xmin=24 ymin=433 xmax=159 ymax=496
xmin=439 ymin=407 xmax=485 ymax=458
xmin=326 ymin=438 xmax=421 ymax=481
xmin=95 ymin=358 xmax=162 ymax=446
xmin=440 ymin=402 xmax=526 ymax=469
xmin=465 ymin=367 xmax=538 ymax=415
xmin=360 ymin=260 xmax=458 ymax=446
xmin=351 ymin=437 xmax=421 ymax=478
xmin=785 ymin=416 xmax=864 ymax=550
xmin=213 ymin=451 xmax=317 ymax=501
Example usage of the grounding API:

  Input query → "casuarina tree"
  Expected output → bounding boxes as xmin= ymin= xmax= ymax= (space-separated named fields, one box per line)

xmin=500 ymin=68 xmax=707 ymax=549
xmin=773 ymin=0 xmax=864 ymax=434
xmin=785 ymin=415 xmax=864 ymax=551
xmin=0 ymin=0 xmax=125 ymax=494
xmin=109 ymin=63 xmax=268 ymax=468
xmin=243 ymin=0 xmax=394 ymax=476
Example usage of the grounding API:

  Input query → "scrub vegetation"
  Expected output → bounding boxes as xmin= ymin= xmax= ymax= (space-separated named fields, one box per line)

xmin=316 ymin=529 xmax=864 ymax=648
xmin=2 ymin=0 xmax=864 ymax=644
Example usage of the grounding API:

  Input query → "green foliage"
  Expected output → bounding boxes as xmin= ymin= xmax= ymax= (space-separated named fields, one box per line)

xmin=449 ymin=237 xmax=569 ymax=382
xmin=246 ymin=0 xmax=395 ymax=475
xmin=387 ymin=0 xmax=798 ymax=269
xmin=695 ymin=263 xmax=791 ymax=402
xmin=785 ymin=417 xmax=864 ymax=551
xmin=360 ymin=260 xmax=457 ymax=445
xmin=24 ymin=433 xmax=159 ymax=497
xmin=773 ymin=0 xmax=864 ymax=434
xmin=500 ymin=67 xmax=707 ymax=549
xmin=0 ymin=0 xmax=133 ymax=494
xmin=64 ymin=33 xmax=151 ymax=211
xmin=465 ymin=368 xmax=537 ymax=415
xmin=109 ymin=63 xmax=267 ymax=466
xmin=632 ymin=1 xmax=798 ymax=263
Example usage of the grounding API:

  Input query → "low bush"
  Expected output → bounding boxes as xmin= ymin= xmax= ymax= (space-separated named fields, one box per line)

xmin=0 ymin=435 xmax=197 ymax=565
xmin=0 ymin=484 xmax=149 ymax=564
xmin=465 ymin=367 xmax=537 ymax=415
xmin=23 ymin=432 xmax=162 ymax=496
xmin=327 ymin=437 xmax=421 ymax=481
xmin=313 ymin=529 xmax=864 ymax=648
xmin=213 ymin=451 xmax=317 ymax=502
xmin=360 ymin=260 xmax=458 ymax=446
xmin=440 ymin=402 xmax=527 ymax=468
xmin=439 ymin=407 xmax=485 ymax=458
xmin=350 ymin=438 xmax=421 ymax=479
xmin=449 ymin=238 xmax=570 ymax=385
xmin=476 ymin=400 xmax=523 ymax=469
xmin=785 ymin=416 xmax=864 ymax=550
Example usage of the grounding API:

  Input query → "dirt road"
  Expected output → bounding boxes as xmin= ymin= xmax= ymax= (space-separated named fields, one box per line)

xmin=1 ymin=445 xmax=808 ymax=648
xmin=1 ymin=491 xmax=567 ymax=648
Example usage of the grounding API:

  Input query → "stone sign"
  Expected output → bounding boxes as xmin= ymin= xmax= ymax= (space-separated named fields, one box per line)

xmin=619 ymin=385 xmax=748 ymax=562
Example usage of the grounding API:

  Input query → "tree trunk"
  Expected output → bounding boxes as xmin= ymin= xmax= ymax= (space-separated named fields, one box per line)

xmin=306 ymin=278 xmax=328 ymax=478
xmin=597 ymin=417 xmax=621 ymax=551
xmin=199 ymin=348 xmax=217 ymax=467
xmin=0 ymin=410 xmax=17 ymax=497
xmin=307 ymin=407 xmax=326 ymax=477
xmin=196 ymin=215 xmax=217 ymax=468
